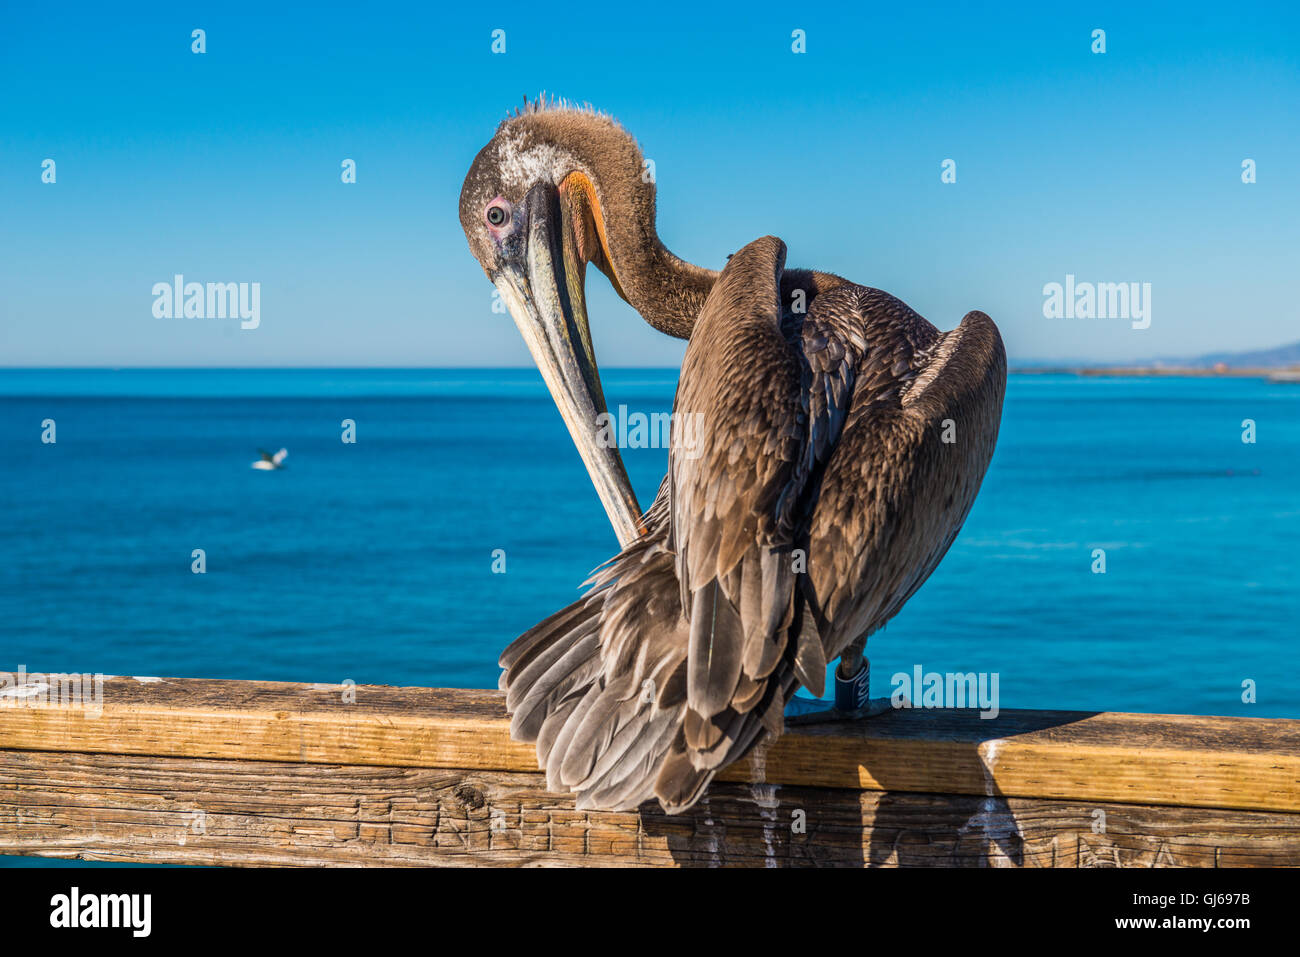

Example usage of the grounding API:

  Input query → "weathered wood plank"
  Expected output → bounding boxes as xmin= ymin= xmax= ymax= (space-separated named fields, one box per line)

xmin=0 ymin=677 xmax=1296 ymax=813
xmin=2 ymin=750 xmax=1297 ymax=867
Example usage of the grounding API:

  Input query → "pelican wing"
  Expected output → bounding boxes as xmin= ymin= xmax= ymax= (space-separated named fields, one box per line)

xmin=807 ymin=306 xmax=1007 ymax=656
xmin=667 ymin=236 xmax=838 ymax=763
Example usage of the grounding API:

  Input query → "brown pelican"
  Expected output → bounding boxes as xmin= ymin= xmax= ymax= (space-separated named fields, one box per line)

xmin=459 ymin=99 xmax=1006 ymax=813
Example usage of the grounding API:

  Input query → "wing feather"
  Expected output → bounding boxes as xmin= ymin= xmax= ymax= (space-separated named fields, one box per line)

xmin=670 ymin=237 xmax=809 ymax=729
xmin=807 ymin=307 xmax=1007 ymax=658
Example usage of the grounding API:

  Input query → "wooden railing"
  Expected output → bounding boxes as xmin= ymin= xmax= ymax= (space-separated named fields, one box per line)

xmin=1 ymin=676 xmax=1297 ymax=866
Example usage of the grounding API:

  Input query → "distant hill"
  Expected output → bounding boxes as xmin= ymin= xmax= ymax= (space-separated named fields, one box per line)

xmin=1013 ymin=340 xmax=1300 ymax=373
xmin=1191 ymin=341 xmax=1300 ymax=368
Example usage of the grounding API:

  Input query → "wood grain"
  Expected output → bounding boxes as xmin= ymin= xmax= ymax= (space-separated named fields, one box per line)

xmin=4 ymin=749 xmax=1298 ymax=867
xmin=0 ymin=677 xmax=1296 ymax=813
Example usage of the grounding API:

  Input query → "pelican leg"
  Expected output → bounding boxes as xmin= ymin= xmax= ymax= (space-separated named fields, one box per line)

xmin=784 ymin=636 xmax=895 ymax=725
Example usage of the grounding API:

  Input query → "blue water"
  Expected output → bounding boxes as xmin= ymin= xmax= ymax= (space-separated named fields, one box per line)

xmin=1 ymin=369 xmax=1296 ymax=718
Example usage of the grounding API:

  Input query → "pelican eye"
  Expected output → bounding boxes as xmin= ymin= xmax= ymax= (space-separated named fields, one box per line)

xmin=486 ymin=203 xmax=509 ymax=227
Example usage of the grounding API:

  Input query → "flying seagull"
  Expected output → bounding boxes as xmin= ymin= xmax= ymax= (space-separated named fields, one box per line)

xmin=459 ymin=98 xmax=1006 ymax=813
xmin=251 ymin=448 xmax=288 ymax=471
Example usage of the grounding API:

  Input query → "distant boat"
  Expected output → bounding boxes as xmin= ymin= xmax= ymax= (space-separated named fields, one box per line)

xmin=251 ymin=448 xmax=288 ymax=470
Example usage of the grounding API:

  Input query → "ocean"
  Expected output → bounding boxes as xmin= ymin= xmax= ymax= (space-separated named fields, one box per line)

xmin=1 ymin=369 xmax=1296 ymax=715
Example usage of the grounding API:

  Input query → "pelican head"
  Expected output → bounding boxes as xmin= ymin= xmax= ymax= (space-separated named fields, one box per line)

xmin=458 ymin=100 xmax=652 ymax=546
xmin=460 ymin=98 xmax=715 ymax=547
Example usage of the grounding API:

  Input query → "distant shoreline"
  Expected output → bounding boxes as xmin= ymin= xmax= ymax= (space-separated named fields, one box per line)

xmin=2 ymin=365 xmax=1298 ymax=384
xmin=1014 ymin=366 xmax=1300 ymax=382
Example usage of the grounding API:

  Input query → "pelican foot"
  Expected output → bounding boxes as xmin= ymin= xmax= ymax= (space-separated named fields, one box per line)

xmin=784 ymin=695 xmax=896 ymax=726
xmin=784 ymin=659 xmax=895 ymax=725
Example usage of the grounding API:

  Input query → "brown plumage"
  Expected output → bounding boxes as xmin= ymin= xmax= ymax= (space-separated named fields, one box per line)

xmin=462 ymin=98 xmax=1007 ymax=813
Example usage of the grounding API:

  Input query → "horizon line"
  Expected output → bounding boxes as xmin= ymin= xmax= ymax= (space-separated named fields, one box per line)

xmin=0 ymin=360 xmax=1281 ymax=372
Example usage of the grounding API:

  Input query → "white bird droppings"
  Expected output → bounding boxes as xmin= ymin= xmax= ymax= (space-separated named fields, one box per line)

xmin=747 ymin=743 xmax=781 ymax=868
xmin=958 ymin=738 xmax=1023 ymax=867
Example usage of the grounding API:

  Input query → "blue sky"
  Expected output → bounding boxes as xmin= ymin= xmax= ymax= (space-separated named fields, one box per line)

xmin=1 ymin=1 xmax=1297 ymax=366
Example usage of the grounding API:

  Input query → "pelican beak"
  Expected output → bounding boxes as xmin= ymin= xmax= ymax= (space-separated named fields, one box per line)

xmin=492 ymin=183 xmax=646 ymax=548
